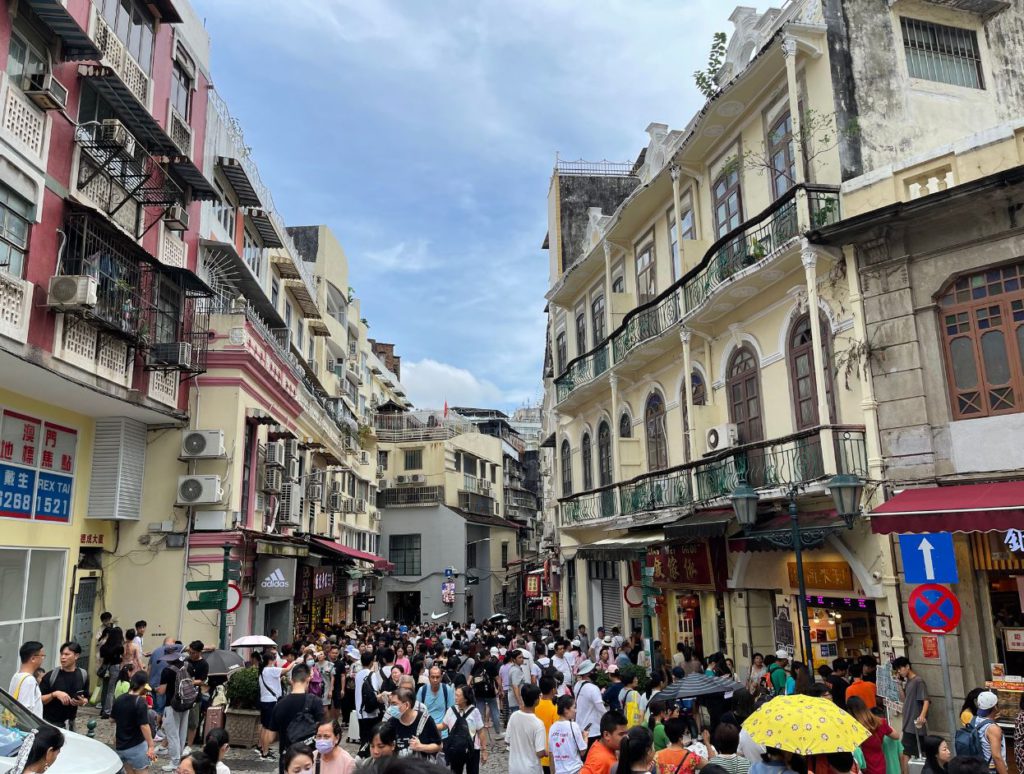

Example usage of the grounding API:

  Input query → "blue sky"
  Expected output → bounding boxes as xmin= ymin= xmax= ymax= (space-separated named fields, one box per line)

xmin=193 ymin=0 xmax=758 ymax=412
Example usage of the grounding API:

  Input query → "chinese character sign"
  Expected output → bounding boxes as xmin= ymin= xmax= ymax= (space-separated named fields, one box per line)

xmin=648 ymin=544 xmax=714 ymax=589
xmin=441 ymin=581 xmax=456 ymax=606
xmin=525 ymin=574 xmax=541 ymax=598
xmin=1005 ymin=529 xmax=1024 ymax=554
xmin=0 ymin=411 xmax=76 ymax=523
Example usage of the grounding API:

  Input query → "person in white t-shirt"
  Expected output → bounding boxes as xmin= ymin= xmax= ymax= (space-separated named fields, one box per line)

xmin=588 ymin=628 xmax=606 ymax=661
xmin=571 ymin=660 xmax=606 ymax=745
xmin=9 ymin=641 xmax=49 ymax=716
xmin=549 ymin=694 xmax=588 ymax=774
xmin=441 ymin=683 xmax=489 ymax=773
xmin=552 ymin=642 xmax=575 ymax=692
xmin=506 ymin=684 xmax=547 ymax=774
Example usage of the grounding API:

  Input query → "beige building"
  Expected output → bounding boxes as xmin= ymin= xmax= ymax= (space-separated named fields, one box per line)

xmin=543 ymin=0 xmax=1024 ymax=701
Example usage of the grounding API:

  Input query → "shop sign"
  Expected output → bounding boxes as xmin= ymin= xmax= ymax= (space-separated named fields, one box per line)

xmin=80 ymin=532 xmax=104 ymax=546
xmin=1004 ymin=627 xmax=1024 ymax=652
xmin=921 ymin=635 xmax=940 ymax=659
xmin=648 ymin=543 xmax=714 ymax=590
xmin=1005 ymin=529 xmax=1024 ymax=553
xmin=312 ymin=568 xmax=334 ymax=599
xmin=0 ymin=411 xmax=77 ymax=523
xmin=773 ymin=606 xmax=794 ymax=656
xmin=787 ymin=561 xmax=853 ymax=591
xmin=441 ymin=580 xmax=456 ymax=606
xmin=256 ymin=557 xmax=296 ymax=600
xmin=525 ymin=575 xmax=541 ymax=598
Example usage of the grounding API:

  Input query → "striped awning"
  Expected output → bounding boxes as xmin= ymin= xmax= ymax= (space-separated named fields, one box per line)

xmin=217 ymin=157 xmax=262 ymax=208
xmin=246 ymin=209 xmax=284 ymax=248
xmin=970 ymin=532 xmax=1024 ymax=571
xmin=23 ymin=0 xmax=101 ymax=61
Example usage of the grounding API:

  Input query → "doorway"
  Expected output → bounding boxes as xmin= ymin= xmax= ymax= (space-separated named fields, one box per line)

xmin=71 ymin=577 xmax=97 ymax=674
xmin=390 ymin=591 xmax=421 ymax=623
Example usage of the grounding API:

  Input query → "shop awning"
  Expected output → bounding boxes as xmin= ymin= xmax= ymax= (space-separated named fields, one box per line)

xmin=313 ymin=537 xmax=393 ymax=572
xmin=575 ymin=531 xmax=663 ymax=561
xmin=870 ymin=481 xmax=1024 ymax=535
xmin=729 ymin=510 xmax=846 ymax=552
xmin=23 ymin=0 xmax=101 ymax=61
xmin=665 ymin=510 xmax=734 ymax=543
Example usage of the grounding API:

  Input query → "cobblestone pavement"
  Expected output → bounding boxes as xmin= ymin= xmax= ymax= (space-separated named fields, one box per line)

xmin=76 ymin=706 xmax=511 ymax=774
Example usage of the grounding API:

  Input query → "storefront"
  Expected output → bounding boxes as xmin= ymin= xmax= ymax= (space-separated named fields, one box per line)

xmin=255 ymin=556 xmax=296 ymax=642
xmin=294 ymin=564 xmax=337 ymax=635
xmin=805 ymin=595 xmax=879 ymax=670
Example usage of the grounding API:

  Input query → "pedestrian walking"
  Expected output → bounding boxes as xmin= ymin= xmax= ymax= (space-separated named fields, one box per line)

xmin=157 ymin=646 xmax=203 ymax=773
xmin=100 ymin=626 xmax=126 ymax=718
xmin=41 ymin=641 xmax=89 ymax=732
xmin=355 ymin=652 xmax=382 ymax=747
xmin=617 ymin=725 xmax=656 ymax=773
xmin=572 ymin=661 xmax=606 ymax=751
xmin=9 ymin=641 xmax=46 ymax=716
xmin=10 ymin=725 xmax=65 ymax=774
xmin=313 ymin=719 xmax=356 ymax=774
xmin=507 ymin=650 xmax=530 ymax=714
xmin=848 ymin=696 xmax=900 ymax=774
xmin=442 ymin=684 xmax=488 ymax=774
xmin=922 ymin=735 xmax=952 ymax=774
xmin=894 ymin=657 xmax=930 ymax=760
xmin=255 ymin=650 xmax=284 ymax=761
xmin=549 ymin=695 xmax=588 ymax=774
xmin=418 ymin=666 xmax=455 ymax=739
xmin=581 ymin=710 xmax=627 ymax=774
xmin=111 ymin=670 xmax=157 ymax=774
xmin=384 ymin=686 xmax=442 ymax=759
xmin=203 ymin=728 xmax=230 ymax=774
xmin=270 ymin=664 xmax=325 ymax=773
xmin=506 ymin=684 xmax=547 ymax=774
xmin=470 ymin=648 xmax=503 ymax=739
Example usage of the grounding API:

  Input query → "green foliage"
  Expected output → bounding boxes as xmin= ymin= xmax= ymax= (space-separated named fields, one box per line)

xmin=226 ymin=666 xmax=260 ymax=709
xmin=358 ymin=423 xmax=374 ymax=449
xmin=592 ymin=663 xmax=651 ymax=693
xmin=693 ymin=32 xmax=728 ymax=99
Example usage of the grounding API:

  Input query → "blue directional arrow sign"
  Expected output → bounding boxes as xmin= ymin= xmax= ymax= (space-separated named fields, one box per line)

xmin=899 ymin=532 xmax=958 ymax=584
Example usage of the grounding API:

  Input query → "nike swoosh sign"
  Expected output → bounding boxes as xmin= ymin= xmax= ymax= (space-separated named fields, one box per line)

xmin=430 ymin=611 xmax=450 ymax=620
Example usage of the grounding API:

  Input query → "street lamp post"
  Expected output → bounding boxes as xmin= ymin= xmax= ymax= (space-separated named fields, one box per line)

xmin=730 ymin=471 xmax=865 ymax=669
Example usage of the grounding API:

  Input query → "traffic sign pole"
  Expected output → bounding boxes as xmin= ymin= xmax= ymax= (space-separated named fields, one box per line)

xmin=219 ymin=545 xmax=231 ymax=650
xmin=936 ymin=634 xmax=956 ymax=736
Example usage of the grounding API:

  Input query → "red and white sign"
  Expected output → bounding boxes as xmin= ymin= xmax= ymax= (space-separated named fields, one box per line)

xmin=921 ymin=635 xmax=939 ymax=659
xmin=907 ymin=583 xmax=961 ymax=634
xmin=1004 ymin=628 xmax=1024 ymax=652
xmin=226 ymin=582 xmax=242 ymax=613
xmin=624 ymin=584 xmax=644 ymax=608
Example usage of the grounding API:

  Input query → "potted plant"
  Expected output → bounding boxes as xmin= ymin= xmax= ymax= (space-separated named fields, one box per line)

xmin=224 ymin=666 xmax=261 ymax=748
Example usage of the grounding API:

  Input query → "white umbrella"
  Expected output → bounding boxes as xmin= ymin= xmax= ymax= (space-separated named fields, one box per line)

xmin=230 ymin=635 xmax=277 ymax=648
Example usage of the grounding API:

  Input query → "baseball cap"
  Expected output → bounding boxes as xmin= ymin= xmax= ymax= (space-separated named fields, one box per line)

xmin=978 ymin=691 xmax=998 ymax=710
xmin=489 ymin=647 xmax=499 ymax=656
xmin=775 ymin=649 xmax=790 ymax=659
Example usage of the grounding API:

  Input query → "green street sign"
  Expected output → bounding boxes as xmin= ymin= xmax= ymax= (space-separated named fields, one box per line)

xmin=224 ymin=560 xmax=242 ymax=581
xmin=187 ymin=600 xmax=221 ymax=611
xmin=198 ymin=591 xmax=226 ymax=604
xmin=185 ymin=580 xmax=224 ymax=592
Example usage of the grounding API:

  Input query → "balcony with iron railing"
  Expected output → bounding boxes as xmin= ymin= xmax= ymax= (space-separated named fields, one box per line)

xmin=557 ymin=424 xmax=866 ymax=529
xmin=373 ymin=410 xmax=478 ymax=443
xmin=553 ymin=184 xmax=841 ymax=406
xmin=461 ymin=474 xmax=492 ymax=497
xmin=377 ymin=485 xmax=445 ymax=508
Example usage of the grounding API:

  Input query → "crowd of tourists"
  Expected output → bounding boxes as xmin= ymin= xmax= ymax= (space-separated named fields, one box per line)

xmin=6 ymin=616 xmax=1024 ymax=774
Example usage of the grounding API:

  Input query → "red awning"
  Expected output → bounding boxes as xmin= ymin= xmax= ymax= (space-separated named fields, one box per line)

xmin=870 ymin=481 xmax=1024 ymax=534
xmin=313 ymin=537 xmax=393 ymax=571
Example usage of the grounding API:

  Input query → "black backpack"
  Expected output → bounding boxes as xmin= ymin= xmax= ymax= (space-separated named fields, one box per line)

xmin=360 ymin=673 xmax=380 ymax=715
xmin=443 ymin=706 xmax=474 ymax=764
xmin=285 ymin=694 xmax=320 ymax=747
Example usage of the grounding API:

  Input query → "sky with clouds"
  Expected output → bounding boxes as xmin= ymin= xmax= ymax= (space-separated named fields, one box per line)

xmin=192 ymin=0 xmax=767 ymax=412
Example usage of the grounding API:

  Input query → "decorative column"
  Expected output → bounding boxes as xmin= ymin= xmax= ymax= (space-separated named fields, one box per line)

xmin=680 ymin=328 xmax=696 ymax=463
xmin=782 ymin=37 xmax=805 ymax=187
xmin=670 ymin=165 xmax=687 ymax=291
xmin=802 ymin=245 xmax=836 ymax=473
xmin=609 ymin=373 xmax=621 ymax=485
xmin=602 ymin=240 xmax=615 ymax=335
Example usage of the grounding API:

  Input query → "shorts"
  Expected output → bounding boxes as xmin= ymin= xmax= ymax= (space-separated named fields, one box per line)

xmin=188 ymin=701 xmax=201 ymax=730
xmin=117 ymin=741 xmax=151 ymax=770
xmin=260 ymin=700 xmax=277 ymax=728
xmin=902 ymin=732 xmax=924 ymax=757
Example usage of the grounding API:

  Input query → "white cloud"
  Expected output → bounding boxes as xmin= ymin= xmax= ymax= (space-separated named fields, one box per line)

xmin=363 ymin=239 xmax=436 ymax=272
xmin=401 ymin=359 xmax=505 ymax=409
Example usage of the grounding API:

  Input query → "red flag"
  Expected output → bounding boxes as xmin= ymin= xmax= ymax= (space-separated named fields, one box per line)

xmin=443 ymin=400 xmax=448 ymax=418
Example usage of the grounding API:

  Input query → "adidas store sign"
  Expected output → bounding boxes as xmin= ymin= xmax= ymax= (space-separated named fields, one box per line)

xmin=262 ymin=569 xmax=289 ymax=589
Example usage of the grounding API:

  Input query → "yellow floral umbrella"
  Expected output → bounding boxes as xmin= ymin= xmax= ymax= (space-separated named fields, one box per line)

xmin=743 ymin=694 xmax=869 ymax=754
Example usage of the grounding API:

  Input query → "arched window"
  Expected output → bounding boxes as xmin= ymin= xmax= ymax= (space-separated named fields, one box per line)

xmin=645 ymin=392 xmax=669 ymax=470
xmin=598 ymin=422 xmax=612 ymax=487
xmin=940 ymin=263 xmax=1024 ymax=419
xmin=788 ymin=313 xmax=836 ymax=429
xmin=581 ymin=433 xmax=593 ymax=491
xmin=619 ymin=412 xmax=632 ymax=438
xmin=727 ymin=346 xmax=764 ymax=444
xmin=681 ymin=370 xmax=708 ymax=463
xmin=560 ymin=440 xmax=573 ymax=496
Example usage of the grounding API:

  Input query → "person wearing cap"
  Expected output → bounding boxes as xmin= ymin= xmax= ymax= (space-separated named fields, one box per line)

xmin=572 ymin=660 xmax=607 ymax=751
xmin=770 ymin=649 xmax=790 ymax=695
xmin=111 ymin=670 xmax=157 ymax=773
xmin=974 ymin=691 xmax=1007 ymax=774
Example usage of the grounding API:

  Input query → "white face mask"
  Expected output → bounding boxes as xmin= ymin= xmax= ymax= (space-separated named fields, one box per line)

xmin=305 ymin=658 xmax=315 ymax=667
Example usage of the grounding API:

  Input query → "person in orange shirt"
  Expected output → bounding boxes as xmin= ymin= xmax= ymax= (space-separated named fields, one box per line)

xmin=845 ymin=662 xmax=877 ymax=708
xmin=582 ymin=710 xmax=627 ymax=774
xmin=535 ymin=676 xmax=559 ymax=773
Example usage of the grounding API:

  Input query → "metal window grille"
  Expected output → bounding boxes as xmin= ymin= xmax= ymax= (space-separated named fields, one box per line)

xmin=901 ymin=17 xmax=983 ymax=89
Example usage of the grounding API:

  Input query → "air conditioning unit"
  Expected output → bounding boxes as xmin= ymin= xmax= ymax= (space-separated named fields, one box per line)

xmin=330 ymin=479 xmax=342 ymax=495
xmin=265 ymin=441 xmax=285 ymax=468
xmin=307 ymin=483 xmax=323 ymax=501
xmin=371 ymin=510 xmax=381 ymax=521
xmin=311 ymin=469 xmax=324 ymax=485
xmin=481 ymin=480 xmax=491 ymax=493
xmin=163 ymin=204 xmax=189 ymax=232
xmin=176 ymin=475 xmax=223 ymax=505
xmin=411 ymin=474 xmax=426 ymax=484
xmin=355 ymin=498 xmax=367 ymax=513
xmin=148 ymin=341 xmax=192 ymax=368
xmin=284 ymin=438 xmax=299 ymax=460
xmin=21 ymin=72 xmax=68 ymax=111
xmin=47 ymin=275 xmax=97 ymax=310
xmin=396 ymin=475 xmax=409 ymax=484
xmin=705 ymin=423 xmax=739 ymax=454
xmin=262 ymin=467 xmax=283 ymax=493
xmin=181 ymin=429 xmax=224 ymax=459
xmin=285 ymin=458 xmax=300 ymax=482
xmin=328 ymin=492 xmax=343 ymax=513
xmin=343 ymin=499 xmax=356 ymax=513
xmin=100 ymin=118 xmax=137 ymax=155
xmin=279 ymin=483 xmax=302 ymax=525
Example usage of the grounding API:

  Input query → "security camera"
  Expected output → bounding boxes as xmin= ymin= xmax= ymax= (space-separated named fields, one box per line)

xmin=871 ymin=571 xmax=883 ymax=582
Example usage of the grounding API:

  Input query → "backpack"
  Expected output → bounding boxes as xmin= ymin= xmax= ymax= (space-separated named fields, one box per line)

xmin=418 ymin=683 xmax=452 ymax=710
xmin=170 ymin=663 xmax=199 ymax=712
xmin=954 ymin=717 xmax=992 ymax=761
xmin=285 ymin=694 xmax=320 ymax=747
xmin=623 ymin=689 xmax=643 ymax=728
xmin=308 ymin=667 xmax=324 ymax=698
xmin=443 ymin=706 xmax=474 ymax=764
xmin=360 ymin=673 xmax=380 ymax=715
xmin=45 ymin=668 xmax=88 ymax=693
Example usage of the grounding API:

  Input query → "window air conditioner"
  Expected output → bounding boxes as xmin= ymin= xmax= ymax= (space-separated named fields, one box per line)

xmin=307 ymin=483 xmax=324 ymax=501
xmin=705 ymin=423 xmax=739 ymax=454
xmin=262 ymin=467 xmax=283 ymax=493
xmin=180 ymin=430 xmax=224 ymax=459
xmin=360 ymin=451 xmax=370 ymax=465
xmin=328 ymin=492 xmax=343 ymax=513
xmin=411 ymin=474 xmax=426 ymax=484
xmin=284 ymin=438 xmax=299 ymax=460
xmin=265 ymin=441 xmax=285 ymax=468
xmin=396 ymin=475 xmax=409 ymax=484
xmin=100 ymin=119 xmax=137 ymax=155
xmin=279 ymin=483 xmax=302 ymax=525
xmin=21 ymin=72 xmax=68 ymax=111
xmin=176 ymin=475 xmax=223 ymax=505
xmin=286 ymin=458 xmax=300 ymax=482
xmin=47 ymin=275 xmax=97 ymax=310
xmin=148 ymin=342 xmax=192 ymax=368
xmin=163 ymin=204 xmax=189 ymax=232
xmin=355 ymin=498 xmax=367 ymax=513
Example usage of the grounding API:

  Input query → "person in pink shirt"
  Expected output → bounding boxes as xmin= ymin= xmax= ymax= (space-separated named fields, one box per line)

xmin=313 ymin=719 xmax=355 ymax=774
xmin=394 ymin=646 xmax=411 ymax=677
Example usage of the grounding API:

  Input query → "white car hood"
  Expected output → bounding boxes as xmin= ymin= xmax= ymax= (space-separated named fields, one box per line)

xmin=0 ymin=729 xmax=122 ymax=774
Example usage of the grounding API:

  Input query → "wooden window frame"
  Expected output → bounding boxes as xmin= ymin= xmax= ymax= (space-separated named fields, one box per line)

xmin=768 ymin=112 xmax=796 ymax=201
xmin=556 ymin=331 xmax=567 ymax=374
xmin=575 ymin=311 xmax=587 ymax=356
xmin=560 ymin=439 xmax=573 ymax=496
xmin=581 ymin=432 xmax=593 ymax=491
xmin=787 ymin=313 xmax=837 ymax=430
xmin=644 ymin=392 xmax=669 ymax=471
xmin=726 ymin=345 xmax=764 ymax=444
xmin=681 ymin=370 xmax=707 ymax=464
xmin=634 ymin=230 xmax=657 ymax=304
xmin=597 ymin=421 xmax=612 ymax=487
xmin=619 ymin=412 xmax=632 ymax=438
xmin=592 ymin=294 xmax=606 ymax=343
xmin=713 ymin=169 xmax=744 ymax=238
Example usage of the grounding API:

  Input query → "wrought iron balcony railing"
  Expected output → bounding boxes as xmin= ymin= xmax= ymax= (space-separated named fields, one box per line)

xmin=555 ymin=341 xmax=610 ymax=403
xmin=378 ymin=486 xmax=445 ymax=508
xmin=613 ymin=290 xmax=681 ymax=364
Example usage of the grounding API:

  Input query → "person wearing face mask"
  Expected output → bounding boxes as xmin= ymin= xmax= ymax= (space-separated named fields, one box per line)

xmin=385 ymin=686 xmax=442 ymax=759
xmin=313 ymin=719 xmax=355 ymax=774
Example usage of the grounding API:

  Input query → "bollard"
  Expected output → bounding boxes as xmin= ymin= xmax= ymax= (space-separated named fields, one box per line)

xmin=86 ymin=719 xmax=97 ymax=738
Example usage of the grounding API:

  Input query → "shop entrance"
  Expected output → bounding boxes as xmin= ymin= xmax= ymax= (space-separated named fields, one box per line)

xmin=806 ymin=596 xmax=878 ymax=670
xmin=390 ymin=591 xmax=420 ymax=623
xmin=71 ymin=577 xmax=97 ymax=675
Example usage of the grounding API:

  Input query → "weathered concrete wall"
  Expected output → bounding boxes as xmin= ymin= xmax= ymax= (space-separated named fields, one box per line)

xmin=836 ymin=0 xmax=1024 ymax=176
xmin=557 ymin=175 xmax=639 ymax=273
